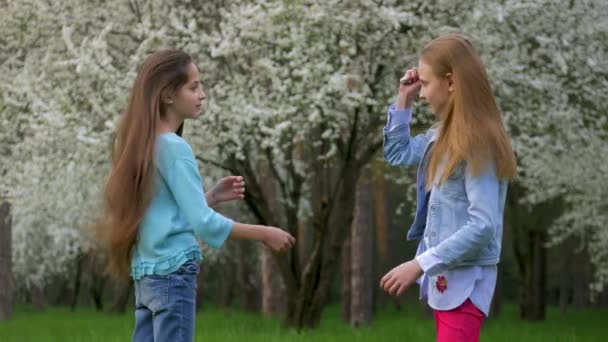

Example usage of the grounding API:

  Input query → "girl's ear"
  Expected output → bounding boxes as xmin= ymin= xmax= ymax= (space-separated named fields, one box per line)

xmin=161 ymin=91 xmax=174 ymax=105
xmin=446 ymin=72 xmax=455 ymax=93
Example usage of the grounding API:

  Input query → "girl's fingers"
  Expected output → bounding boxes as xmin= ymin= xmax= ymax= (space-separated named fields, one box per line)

xmin=401 ymin=68 xmax=419 ymax=85
xmin=383 ymin=275 xmax=397 ymax=292
xmin=226 ymin=176 xmax=244 ymax=185
xmin=283 ymin=234 xmax=295 ymax=250
xmin=380 ymin=273 xmax=390 ymax=288
xmin=388 ymin=280 xmax=402 ymax=296
xmin=396 ymin=283 xmax=408 ymax=296
xmin=380 ymin=269 xmax=394 ymax=288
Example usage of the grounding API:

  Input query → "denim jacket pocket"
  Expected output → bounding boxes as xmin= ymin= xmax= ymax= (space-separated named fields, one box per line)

xmin=440 ymin=163 xmax=466 ymax=200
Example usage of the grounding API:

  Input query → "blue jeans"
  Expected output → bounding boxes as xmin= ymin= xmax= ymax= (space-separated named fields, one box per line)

xmin=132 ymin=259 xmax=199 ymax=342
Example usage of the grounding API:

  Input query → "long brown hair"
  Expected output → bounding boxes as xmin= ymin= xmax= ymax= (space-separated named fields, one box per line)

xmin=97 ymin=49 xmax=193 ymax=278
xmin=422 ymin=34 xmax=517 ymax=188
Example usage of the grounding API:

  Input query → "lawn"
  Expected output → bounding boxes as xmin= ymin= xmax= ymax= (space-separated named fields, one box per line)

xmin=0 ymin=303 xmax=603 ymax=341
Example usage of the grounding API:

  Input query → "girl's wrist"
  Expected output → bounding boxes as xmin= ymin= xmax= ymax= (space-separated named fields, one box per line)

xmin=396 ymin=96 xmax=413 ymax=109
xmin=205 ymin=191 xmax=217 ymax=206
xmin=257 ymin=225 xmax=269 ymax=243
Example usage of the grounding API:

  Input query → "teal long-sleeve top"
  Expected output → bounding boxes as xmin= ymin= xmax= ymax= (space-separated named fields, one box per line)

xmin=130 ymin=132 xmax=233 ymax=280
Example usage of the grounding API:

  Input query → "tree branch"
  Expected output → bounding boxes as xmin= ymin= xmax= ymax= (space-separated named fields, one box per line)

xmin=195 ymin=155 xmax=234 ymax=173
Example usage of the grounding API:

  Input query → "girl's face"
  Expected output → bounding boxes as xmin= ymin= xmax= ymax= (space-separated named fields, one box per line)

xmin=170 ymin=62 xmax=206 ymax=120
xmin=417 ymin=60 xmax=453 ymax=119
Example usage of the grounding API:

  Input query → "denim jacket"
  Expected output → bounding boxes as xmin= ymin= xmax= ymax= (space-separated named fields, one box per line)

xmin=383 ymin=105 xmax=507 ymax=273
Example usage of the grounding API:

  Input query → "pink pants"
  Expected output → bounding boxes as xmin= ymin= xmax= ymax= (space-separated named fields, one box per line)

xmin=433 ymin=299 xmax=485 ymax=342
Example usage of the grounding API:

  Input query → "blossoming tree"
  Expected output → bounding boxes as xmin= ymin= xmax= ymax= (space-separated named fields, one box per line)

xmin=1 ymin=0 xmax=606 ymax=327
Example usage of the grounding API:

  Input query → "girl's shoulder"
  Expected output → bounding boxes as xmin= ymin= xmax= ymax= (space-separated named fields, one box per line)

xmin=157 ymin=133 xmax=194 ymax=162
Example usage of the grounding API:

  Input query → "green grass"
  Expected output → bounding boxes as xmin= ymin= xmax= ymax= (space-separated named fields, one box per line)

xmin=0 ymin=303 xmax=604 ymax=341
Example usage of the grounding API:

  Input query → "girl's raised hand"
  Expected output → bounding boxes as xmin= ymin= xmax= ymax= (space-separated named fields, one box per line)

xmin=396 ymin=67 xmax=422 ymax=109
xmin=207 ymin=176 xmax=245 ymax=206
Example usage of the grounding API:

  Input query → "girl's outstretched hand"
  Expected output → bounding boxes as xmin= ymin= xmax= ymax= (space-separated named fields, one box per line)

xmin=207 ymin=176 xmax=245 ymax=206
xmin=263 ymin=227 xmax=296 ymax=253
xmin=379 ymin=260 xmax=423 ymax=296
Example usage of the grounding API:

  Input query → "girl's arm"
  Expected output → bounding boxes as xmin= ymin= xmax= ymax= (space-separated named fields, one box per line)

xmin=165 ymin=156 xmax=234 ymax=248
xmin=229 ymin=223 xmax=295 ymax=253
xmin=160 ymin=142 xmax=294 ymax=252
xmin=383 ymin=67 xmax=430 ymax=167
xmin=383 ymin=106 xmax=432 ymax=166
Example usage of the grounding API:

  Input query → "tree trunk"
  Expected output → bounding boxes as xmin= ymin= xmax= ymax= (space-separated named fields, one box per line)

xmin=350 ymin=171 xmax=373 ymax=327
xmin=90 ymin=282 xmax=105 ymax=311
xmin=110 ymin=280 xmax=132 ymax=313
xmin=372 ymin=162 xmax=390 ymax=308
xmin=261 ymin=246 xmax=286 ymax=316
xmin=341 ymin=235 xmax=351 ymax=322
xmin=70 ymin=254 xmax=84 ymax=311
xmin=296 ymin=142 xmax=311 ymax=272
xmin=195 ymin=266 xmax=206 ymax=311
xmin=508 ymin=183 xmax=560 ymax=321
xmin=489 ymin=267 xmax=502 ymax=318
xmin=258 ymin=160 xmax=287 ymax=317
xmin=371 ymin=161 xmax=402 ymax=311
xmin=297 ymin=220 xmax=310 ymax=276
xmin=284 ymin=167 xmax=360 ymax=330
xmin=373 ymin=164 xmax=388 ymax=270
xmin=229 ymin=115 xmax=381 ymax=330
xmin=517 ymin=231 xmax=547 ymax=320
xmin=218 ymin=247 xmax=237 ymax=309
xmin=0 ymin=199 xmax=12 ymax=320
xmin=559 ymin=238 xmax=573 ymax=314
xmin=89 ymin=254 xmax=107 ymax=312
xmin=30 ymin=286 xmax=46 ymax=311
xmin=572 ymin=244 xmax=590 ymax=308
xmin=595 ymin=287 xmax=608 ymax=308
xmin=238 ymin=241 xmax=260 ymax=312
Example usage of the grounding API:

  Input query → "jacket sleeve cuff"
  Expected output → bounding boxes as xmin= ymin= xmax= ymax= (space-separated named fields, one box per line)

xmin=385 ymin=104 xmax=412 ymax=132
xmin=415 ymin=247 xmax=448 ymax=276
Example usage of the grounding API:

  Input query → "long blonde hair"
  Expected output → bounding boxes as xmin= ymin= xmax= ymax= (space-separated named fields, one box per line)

xmin=422 ymin=34 xmax=516 ymax=187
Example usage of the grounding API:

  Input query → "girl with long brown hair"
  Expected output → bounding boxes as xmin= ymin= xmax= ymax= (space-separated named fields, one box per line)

xmin=380 ymin=34 xmax=517 ymax=341
xmin=97 ymin=49 xmax=295 ymax=342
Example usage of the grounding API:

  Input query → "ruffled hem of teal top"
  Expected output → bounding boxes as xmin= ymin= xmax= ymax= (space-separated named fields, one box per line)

xmin=131 ymin=245 xmax=202 ymax=280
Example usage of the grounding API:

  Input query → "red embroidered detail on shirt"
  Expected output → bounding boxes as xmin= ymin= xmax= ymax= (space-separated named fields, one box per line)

xmin=436 ymin=275 xmax=448 ymax=293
